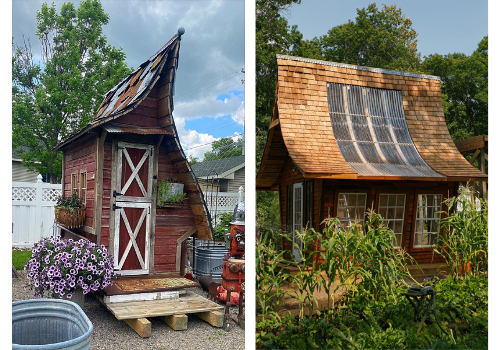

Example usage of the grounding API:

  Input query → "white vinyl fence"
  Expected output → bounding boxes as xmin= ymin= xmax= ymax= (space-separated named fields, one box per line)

xmin=203 ymin=191 xmax=244 ymax=226
xmin=12 ymin=175 xmax=62 ymax=247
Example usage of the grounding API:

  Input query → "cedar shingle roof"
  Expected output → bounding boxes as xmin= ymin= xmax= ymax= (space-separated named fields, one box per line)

xmin=257 ymin=55 xmax=487 ymax=189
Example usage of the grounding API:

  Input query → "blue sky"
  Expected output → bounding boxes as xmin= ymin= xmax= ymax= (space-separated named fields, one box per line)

xmin=287 ymin=1 xmax=488 ymax=57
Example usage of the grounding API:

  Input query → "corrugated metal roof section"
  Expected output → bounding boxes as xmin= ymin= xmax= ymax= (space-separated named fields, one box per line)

xmin=103 ymin=123 xmax=173 ymax=135
xmin=327 ymin=83 xmax=444 ymax=178
xmin=92 ymin=34 xmax=179 ymax=124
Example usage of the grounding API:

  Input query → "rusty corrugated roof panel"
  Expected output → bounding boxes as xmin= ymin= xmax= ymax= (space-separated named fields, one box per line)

xmin=91 ymin=33 xmax=179 ymax=125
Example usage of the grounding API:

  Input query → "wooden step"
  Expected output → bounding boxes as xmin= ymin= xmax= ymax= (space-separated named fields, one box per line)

xmin=98 ymin=291 xmax=224 ymax=337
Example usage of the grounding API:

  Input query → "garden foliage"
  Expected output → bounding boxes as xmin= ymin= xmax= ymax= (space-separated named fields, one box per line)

xmin=256 ymin=193 xmax=488 ymax=349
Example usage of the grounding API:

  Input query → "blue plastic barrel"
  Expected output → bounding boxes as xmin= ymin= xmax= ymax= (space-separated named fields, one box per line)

xmin=12 ymin=299 xmax=93 ymax=350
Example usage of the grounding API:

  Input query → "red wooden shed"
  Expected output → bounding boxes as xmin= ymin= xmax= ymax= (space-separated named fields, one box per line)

xmin=55 ymin=29 xmax=213 ymax=277
xmin=257 ymin=55 xmax=487 ymax=266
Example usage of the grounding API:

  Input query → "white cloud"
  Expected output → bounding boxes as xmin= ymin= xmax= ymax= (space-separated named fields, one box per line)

xmin=174 ymin=90 xmax=244 ymax=125
xmin=175 ymin=117 xmax=217 ymax=160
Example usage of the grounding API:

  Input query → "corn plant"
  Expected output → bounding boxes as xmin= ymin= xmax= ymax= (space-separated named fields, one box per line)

xmin=434 ymin=184 xmax=488 ymax=280
xmin=256 ymin=232 xmax=293 ymax=321
xmin=284 ymin=227 xmax=323 ymax=318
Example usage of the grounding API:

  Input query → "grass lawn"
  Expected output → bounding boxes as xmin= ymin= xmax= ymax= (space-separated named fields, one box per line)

xmin=12 ymin=250 xmax=32 ymax=270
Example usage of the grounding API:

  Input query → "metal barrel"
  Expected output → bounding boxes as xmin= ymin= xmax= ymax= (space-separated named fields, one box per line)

xmin=193 ymin=243 xmax=228 ymax=283
xmin=12 ymin=299 xmax=93 ymax=350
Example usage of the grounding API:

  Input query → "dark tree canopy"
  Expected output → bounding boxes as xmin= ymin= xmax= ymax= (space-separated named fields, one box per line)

xmin=316 ymin=4 xmax=421 ymax=72
xmin=203 ymin=137 xmax=243 ymax=161
xmin=12 ymin=0 xmax=133 ymax=182
xmin=422 ymin=36 xmax=488 ymax=141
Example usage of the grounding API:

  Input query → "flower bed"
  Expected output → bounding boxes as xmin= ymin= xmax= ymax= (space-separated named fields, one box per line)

xmin=24 ymin=237 xmax=115 ymax=299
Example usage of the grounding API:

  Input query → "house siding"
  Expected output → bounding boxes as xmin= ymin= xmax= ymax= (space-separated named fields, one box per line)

xmin=227 ymin=167 xmax=245 ymax=192
xmin=12 ymin=160 xmax=39 ymax=182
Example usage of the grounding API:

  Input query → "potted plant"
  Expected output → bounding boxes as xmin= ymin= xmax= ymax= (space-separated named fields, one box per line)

xmin=55 ymin=193 xmax=86 ymax=228
xmin=157 ymin=178 xmax=187 ymax=207
xmin=24 ymin=236 xmax=115 ymax=307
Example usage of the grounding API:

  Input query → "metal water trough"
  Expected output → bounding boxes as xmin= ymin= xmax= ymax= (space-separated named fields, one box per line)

xmin=193 ymin=242 xmax=227 ymax=283
xmin=12 ymin=298 xmax=93 ymax=350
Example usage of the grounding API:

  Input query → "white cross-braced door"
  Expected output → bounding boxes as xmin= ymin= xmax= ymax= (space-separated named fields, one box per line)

xmin=113 ymin=141 xmax=154 ymax=275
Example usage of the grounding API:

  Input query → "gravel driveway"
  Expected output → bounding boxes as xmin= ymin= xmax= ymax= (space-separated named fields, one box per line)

xmin=13 ymin=270 xmax=245 ymax=350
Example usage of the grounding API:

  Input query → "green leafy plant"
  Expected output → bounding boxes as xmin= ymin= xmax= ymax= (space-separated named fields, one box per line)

xmin=55 ymin=192 xmax=84 ymax=212
xmin=157 ymin=179 xmax=187 ymax=205
xmin=434 ymin=184 xmax=488 ymax=280
xmin=213 ymin=211 xmax=233 ymax=240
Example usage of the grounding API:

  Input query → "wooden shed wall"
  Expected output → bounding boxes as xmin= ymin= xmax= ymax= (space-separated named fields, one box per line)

xmin=63 ymin=136 xmax=97 ymax=231
xmin=154 ymin=144 xmax=196 ymax=273
xmin=277 ymin=155 xmax=455 ymax=265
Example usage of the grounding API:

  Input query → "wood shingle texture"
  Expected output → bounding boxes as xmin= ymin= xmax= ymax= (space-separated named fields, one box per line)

xmin=256 ymin=55 xmax=486 ymax=189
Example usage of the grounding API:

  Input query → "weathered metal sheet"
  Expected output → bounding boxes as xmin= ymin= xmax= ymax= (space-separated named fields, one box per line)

xmin=327 ymin=83 xmax=444 ymax=178
xmin=92 ymin=34 xmax=179 ymax=125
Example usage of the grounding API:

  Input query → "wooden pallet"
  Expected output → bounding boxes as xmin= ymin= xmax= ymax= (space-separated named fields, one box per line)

xmin=99 ymin=291 xmax=224 ymax=337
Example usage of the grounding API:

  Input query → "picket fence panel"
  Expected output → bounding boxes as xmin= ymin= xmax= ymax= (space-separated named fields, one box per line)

xmin=12 ymin=176 xmax=62 ymax=247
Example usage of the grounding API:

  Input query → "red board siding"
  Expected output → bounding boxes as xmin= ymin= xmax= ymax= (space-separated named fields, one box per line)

xmin=63 ymin=137 xmax=97 ymax=230
xmin=154 ymin=144 xmax=196 ymax=273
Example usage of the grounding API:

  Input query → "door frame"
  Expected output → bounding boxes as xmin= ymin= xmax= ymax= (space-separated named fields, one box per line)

xmin=292 ymin=182 xmax=304 ymax=262
xmin=110 ymin=140 xmax=155 ymax=276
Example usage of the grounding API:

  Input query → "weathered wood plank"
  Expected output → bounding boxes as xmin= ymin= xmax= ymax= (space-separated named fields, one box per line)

xmin=194 ymin=311 xmax=224 ymax=328
xmin=159 ymin=314 xmax=188 ymax=331
xmin=124 ymin=318 xmax=151 ymax=338
xmin=104 ymin=291 xmax=223 ymax=320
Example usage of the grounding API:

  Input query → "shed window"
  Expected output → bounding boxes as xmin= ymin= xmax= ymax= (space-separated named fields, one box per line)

xmin=414 ymin=194 xmax=442 ymax=247
xmin=337 ymin=193 xmax=367 ymax=228
xmin=71 ymin=172 xmax=78 ymax=195
xmin=379 ymin=194 xmax=406 ymax=247
xmin=79 ymin=171 xmax=87 ymax=205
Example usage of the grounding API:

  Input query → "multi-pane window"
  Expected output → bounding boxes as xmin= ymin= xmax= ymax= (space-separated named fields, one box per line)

xmin=71 ymin=172 xmax=79 ymax=195
xmin=414 ymin=194 xmax=443 ymax=247
xmin=79 ymin=171 xmax=87 ymax=205
xmin=379 ymin=194 xmax=406 ymax=247
xmin=337 ymin=193 xmax=367 ymax=228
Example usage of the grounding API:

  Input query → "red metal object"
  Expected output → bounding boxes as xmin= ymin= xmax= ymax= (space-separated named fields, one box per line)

xmin=222 ymin=259 xmax=245 ymax=294
xmin=221 ymin=186 xmax=245 ymax=330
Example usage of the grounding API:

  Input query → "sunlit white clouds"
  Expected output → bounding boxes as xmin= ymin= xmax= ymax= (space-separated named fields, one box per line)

xmin=175 ymin=90 xmax=244 ymax=124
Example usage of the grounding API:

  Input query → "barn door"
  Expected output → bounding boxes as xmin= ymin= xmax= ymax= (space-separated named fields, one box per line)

xmin=113 ymin=141 xmax=154 ymax=276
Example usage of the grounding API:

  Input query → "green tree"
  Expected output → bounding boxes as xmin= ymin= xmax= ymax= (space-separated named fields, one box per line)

xmin=256 ymin=0 xmax=302 ymax=134
xmin=422 ymin=36 xmax=488 ymax=140
xmin=12 ymin=0 xmax=132 ymax=182
xmin=256 ymin=0 xmax=302 ymax=243
xmin=317 ymin=3 xmax=420 ymax=72
xmin=203 ymin=137 xmax=243 ymax=161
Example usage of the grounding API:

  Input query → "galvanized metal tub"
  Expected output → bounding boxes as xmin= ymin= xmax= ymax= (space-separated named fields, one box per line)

xmin=12 ymin=299 xmax=93 ymax=350
xmin=193 ymin=242 xmax=227 ymax=283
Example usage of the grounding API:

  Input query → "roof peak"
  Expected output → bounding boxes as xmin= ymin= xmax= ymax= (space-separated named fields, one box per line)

xmin=276 ymin=54 xmax=441 ymax=81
